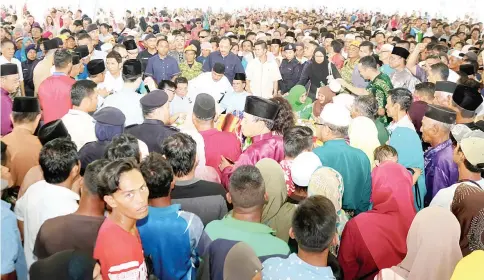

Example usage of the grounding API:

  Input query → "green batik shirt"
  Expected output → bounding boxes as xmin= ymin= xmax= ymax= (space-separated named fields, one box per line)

xmin=366 ymin=72 xmax=393 ymax=125
xmin=179 ymin=61 xmax=203 ymax=81
xmin=341 ymin=58 xmax=359 ymax=83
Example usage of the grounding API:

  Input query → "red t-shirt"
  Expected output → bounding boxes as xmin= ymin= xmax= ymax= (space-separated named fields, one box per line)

xmin=37 ymin=74 xmax=74 ymax=123
xmin=199 ymin=128 xmax=242 ymax=177
xmin=93 ymin=218 xmax=148 ymax=280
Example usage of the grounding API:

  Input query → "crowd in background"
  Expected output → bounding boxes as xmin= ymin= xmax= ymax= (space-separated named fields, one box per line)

xmin=1 ymin=4 xmax=484 ymax=280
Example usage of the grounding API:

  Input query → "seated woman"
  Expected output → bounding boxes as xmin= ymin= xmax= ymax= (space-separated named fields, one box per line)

xmin=286 ymin=85 xmax=313 ymax=120
xmin=338 ymin=161 xmax=416 ymax=280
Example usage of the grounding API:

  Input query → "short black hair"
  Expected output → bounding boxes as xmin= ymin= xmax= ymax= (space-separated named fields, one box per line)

xmin=432 ymin=44 xmax=449 ymax=54
xmin=254 ymin=40 xmax=267 ymax=49
xmin=388 ymin=88 xmax=413 ymax=112
xmin=11 ymin=108 xmax=40 ymax=124
xmin=1 ymin=141 xmax=7 ymax=166
xmin=39 ymin=138 xmax=79 ymax=184
xmin=83 ymin=17 xmax=92 ymax=24
xmin=104 ymin=134 xmax=141 ymax=163
xmin=59 ymin=29 xmax=71 ymax=36
xmin=161 ymin=133 xmax=197 ymax=177
xmin=54 ymin=49 xmax=73 ymax=68
xmin=70 ymin=80 xmax=97 ymax=106
xmin=97 ymin=157 xmax=140 ymax=196
xmin=359 ymin=55 xmax=378 ymax=70
xmin=430 ymin=62 xmax=450 ymax=81
xmin=158 ymin=80 xmax=176 ymax=90
xmin=292 ymin=195 xmax=336 ymax=252
xmin=330 ymin=40 xmax=343 ymax=53
xmin=414 ymin=82 xmax=436 ymax=100
xmin=175 ymin=77 xmax=188 ymax=85
xmin=84 ymin=159 xmax=109 ymax=199
xmin=359 ymin=40 xmax=374 ymax=52
xmin=229 ymin=165 xmax=266 ymax=208
xmin=140 ymin=152 xmax=174 ymax=199
xmin=73 ymin=20 xmax=83 ymax=26
xmin=77 ymin=33 xmax=92 ymax=42
xmin=283 ymin=126 xmax=313 ymax=158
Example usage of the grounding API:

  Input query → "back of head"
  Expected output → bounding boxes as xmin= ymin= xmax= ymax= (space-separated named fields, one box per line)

xmin=38 ymin=120 xmax=71 ymax=146
xmin=229 ymin=165 xmax=266 ymax=209
xmin=84 ymin=159 xmax=109 ymax=199
xmin=160 ymin=133 xmax=197 ymax=177
xmin=140 ymin=152 xmax=174 ymax=199
xmin=70 ymin=80 xmax=97 ymax=106
xmin=292 ymin=195 xmax=336 ymax=252
xmin=352 ymin=95 xmax=378 ymax=119
xmin=283 ymin=126 xmax=313 ymax=158
xmin=104 ymin=133 xmax=140 ymax=163
xmin=39 ymin=138 xmax=79 ymax=184
xmin=54 ymin=49 xmax=73 ymax=69
xmin=414 ymin=82 xmax=436 ymax=101
xmin=373 ymin=144 xmax=398 ymax=163
xmin=430 ymin=62 xmax=450 ymax=81
xmin=389 ymin=87 xmax=413 ymax=112
xmin=158 ymin=80 xmax=176 ymax=90
xmin=359 ymin=55 xmax=378 ymax=70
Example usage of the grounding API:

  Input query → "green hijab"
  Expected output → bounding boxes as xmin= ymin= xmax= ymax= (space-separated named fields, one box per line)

xmin=256 ymin=158 xmax=296 ymax=242
xmin=286 ymin=85 xmax=313 ymax=119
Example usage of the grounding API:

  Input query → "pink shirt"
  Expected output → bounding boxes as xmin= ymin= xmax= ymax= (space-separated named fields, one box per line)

xmin=199 ymin=128 xmax=242 ymax=177
xmin=1 ymin=88 xmax=13 ymax=136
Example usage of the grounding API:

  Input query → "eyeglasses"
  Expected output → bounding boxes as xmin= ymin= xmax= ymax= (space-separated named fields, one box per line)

xmin=199 ymin=36 xmax=207 ymax=39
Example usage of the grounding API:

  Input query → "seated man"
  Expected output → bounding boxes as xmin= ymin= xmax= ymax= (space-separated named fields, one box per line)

xmin=137 ymin=153 xmax=209 ymax=279
xmin=161 ymin=133 xmax=227 ymax=225
xmin=263 ymin=196 xmax=338 ymax=279
xmin=205 ymin=165 xmax=290 ymax=258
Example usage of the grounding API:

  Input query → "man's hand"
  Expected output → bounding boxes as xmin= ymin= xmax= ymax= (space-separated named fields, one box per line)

xmin=415 ymin=43 xmax=427 ymax=53
xmin=95 ymin=88 xmax=110 ymax=98
xmin=219 ymin=155 xmax=233 ymax=171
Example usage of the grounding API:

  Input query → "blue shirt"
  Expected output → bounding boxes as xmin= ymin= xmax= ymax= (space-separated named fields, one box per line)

xmin=202 ymin=51 xmax=245 ymax=82
xmin=1 ymin=200 xmax=27 ymax=280
xmin=77 ymin=63 xmax=89 ymax=80
xmin=262 ymin=253 xmax=336 ymax=279
xmin=145 ymin=55 xmax=181 ymax=84
xmin=137 ymin=204 xmax=208 ymax=280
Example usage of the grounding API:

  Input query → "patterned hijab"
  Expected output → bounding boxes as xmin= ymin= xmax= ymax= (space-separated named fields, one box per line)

xmin=308 ymin=167 xmax=348 ymax=244
xmin=391 ymin=207 xmax=462 ymax=280
xmin=451 ymin=184 xmax=484 ymax=257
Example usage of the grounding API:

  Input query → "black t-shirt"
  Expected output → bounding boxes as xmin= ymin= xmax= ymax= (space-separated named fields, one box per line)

xmin=137 ymin=50 xmax=157 ymax=72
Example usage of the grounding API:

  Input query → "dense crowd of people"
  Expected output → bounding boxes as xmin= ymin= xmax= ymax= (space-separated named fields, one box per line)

xmin=1 ymin=4 xmax=484 ymax=280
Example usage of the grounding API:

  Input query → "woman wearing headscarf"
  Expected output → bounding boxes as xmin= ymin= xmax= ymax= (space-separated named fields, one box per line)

xmin=377 ymin=207 xmax=462 ymax=280
xmin=256 ymin=158 xmax=296 ymax=243
xmin=198 ymin=239 xmax=262 ymax=280
xmin=308 ymin=167 xmax=348 ymax=255
xmin=338 ymin=161 xmax=416 ymax=280
xmin=285 ymin=85 xmax=313 ymax=120
xmin=78 ymin=107 xmax=126 ymax=175
xmin=451 ymin=250 xmax=484 ymax=280
xmin=297 ymin=47 xmax=341 ymax=100
xmin=30 ymin=250 xmax=101 ymax=280
xmin=312 ymin=86 xmax=335 ymax=120
xmin=451 ymin=184 xmax=484 ymax=257
xmin=14 ymin=37 xmax=34 ymax=62
xmin=349 ymin=116 xmax=380 ymax=169
xmin=389 ymin=127 xmax=426 ymax=211
xmin=21 ymin=44 xmax=39 ymax=97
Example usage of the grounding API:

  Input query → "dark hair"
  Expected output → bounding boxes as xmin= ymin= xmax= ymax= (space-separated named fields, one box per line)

xmin=83 ymin=17 xmax=92 ymax=24
xmin=70 ymin=80 xmax=97 ymax=106
xmin=292 ymin=196 xmax=337 ymax=252
xmin=140 ymin=152 xmax=174 ymax=199
xmin=175 ymin=77 xmax=188 ymax=85
xmin=430 ymin=62 xmax=450 ymax=81
xmin=104 ymin=134 xmax=140 ymax=163
xmin=330 ymin=40 xmax=343 ymax=53
xmin=84 ymin=159 xmax=109 ymax=199
xmin=77 ymin=33 xmax=92 ymax=42
xmin=53 ymin=49 xmax=73 ymax=68
xmin=359 ymin=41 xmax=374 ymax=52
xmin=97 ymin=157 xmax=139 ymax=196
xmin=269 ymin=97 xmax=295 ymax=135
xmin=11 ymin=110 xmax=39 ymax=124
xmin=59 ymin=29 xmax=71 ymax=36
xmin=106 ymin=50 xmax=122 ymax=63
xmin=161 ymin=133 xmax=197 ymax=177
xmin=359 ymin=55 xmax=378 ymax=70
xmin=39 ymin=138 xmax=79 ymax=184
xmin=432 ymin=44 xmax=449 ymax=54
xmin=374 ymin=145 xmax=398 ymax=162
xmin=283 ymin=126 xmax=313 ymax=158
xmin=100 ymin=23 xmax=110 ymax=29
xmin=73 ymin=20 xmax=83 ymax=27
xmin=388 ymin=87 xmax=413 ymax=112
xmin=229 ymin=165 xmax=266 ymax=208
xmin=158 ymin=80 xmax=176 ymax=90
xmin=414 ymin=82 xmax=436 ymax=100
xmin=1 ymin=141 xmax=7 ymax=166
xmin=0 ymin=39 xmax=14 ymax=48
xmin=254 ymin=40 xmax=267 ymax=49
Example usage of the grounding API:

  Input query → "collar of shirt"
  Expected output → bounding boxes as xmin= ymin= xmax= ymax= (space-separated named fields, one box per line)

xmin=66 ymin=109 xmax=95 ymax=120
xmin=287 ymin=253 xmax=336 ymax=277
xmin=222 ymin=215 xmax=275 ymax=234
xmin=198 ymin=128 xmax=219 ymax=137
xmin=387 ymin=114 xmax=415 ymax=133
xmin=148 ymin=203 xmax=181 ymax=214
xmin=52 ymin=72 xmax=67 ymax=76
xmin=424 ymin=139 xmax=452 ymax=159
xmin=143 ymin=119 xmax=165 ymax=126
xmin=252 ymin=132 xmax=276 ymax=144
xmin=323 ymin=138 xmax=347 ymax=147
xmin=175 ymin=177 xmax=201 ymax=186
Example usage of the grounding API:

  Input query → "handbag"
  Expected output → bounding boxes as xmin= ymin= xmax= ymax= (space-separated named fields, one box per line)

xmin=326 ymin=62 xmax=342 ymax=93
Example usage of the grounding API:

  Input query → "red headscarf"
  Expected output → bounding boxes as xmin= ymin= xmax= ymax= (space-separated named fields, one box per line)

xmin=355 ymin=161 xmax=416 ymax=270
